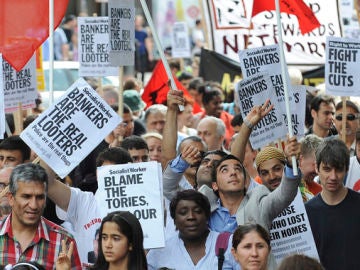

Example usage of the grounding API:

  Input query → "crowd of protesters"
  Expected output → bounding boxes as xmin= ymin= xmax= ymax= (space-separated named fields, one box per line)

xmin=1 ymin=11 xmax=360 ymax=270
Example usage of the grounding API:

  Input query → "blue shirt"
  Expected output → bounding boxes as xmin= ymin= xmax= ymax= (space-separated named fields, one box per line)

xmin=209 ymin=200 xmax=238 ymax=233
xmin=169 ymin=154 xmax=189 ymax=173
xmin=209 ymin=165 xmax=298 ymax=233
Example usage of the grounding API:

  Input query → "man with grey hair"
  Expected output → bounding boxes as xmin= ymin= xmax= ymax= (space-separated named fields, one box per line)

xmin=299 ymin=134 xmax=323 ymax=199
xmin=197 ymin=116 xmax=226 ymax=151
xmin=144 ymin=104 xmax=167 ymax=134
xmin=0 ymin=163 xmax=82 ymax=268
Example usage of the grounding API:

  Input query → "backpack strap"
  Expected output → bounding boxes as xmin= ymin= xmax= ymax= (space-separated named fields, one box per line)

xmin=215 ymin=231 xmax=231 ymax=270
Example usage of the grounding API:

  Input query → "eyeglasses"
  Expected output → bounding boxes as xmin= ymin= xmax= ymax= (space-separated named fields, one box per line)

xmin=335 ymin=113 xmax=359 ymax=121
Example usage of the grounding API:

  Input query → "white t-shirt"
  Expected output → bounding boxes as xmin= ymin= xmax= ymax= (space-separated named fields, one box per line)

xmin=346 ymin=156 xmax=360 ymax=191
xmin=56 ymin=187 xmax=104 ymax=266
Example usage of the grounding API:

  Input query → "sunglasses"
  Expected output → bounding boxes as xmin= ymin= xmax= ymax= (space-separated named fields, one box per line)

xmin=335 ymin=113 xmax=359 ymax=121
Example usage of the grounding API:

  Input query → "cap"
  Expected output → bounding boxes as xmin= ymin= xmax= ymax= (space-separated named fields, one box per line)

xmin=255 ymin=146 xmax=286 ymax=168
xmin=123 ymin=90 xmax=146 ymax=112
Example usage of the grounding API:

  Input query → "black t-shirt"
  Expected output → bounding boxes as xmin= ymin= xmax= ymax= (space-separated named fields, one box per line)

xmin=305 ymin=189 xmax=360 ymax=270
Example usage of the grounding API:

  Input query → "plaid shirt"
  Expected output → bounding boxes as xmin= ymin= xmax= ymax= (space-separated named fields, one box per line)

xmin=0 ymin=214 xmax=82 ymax=269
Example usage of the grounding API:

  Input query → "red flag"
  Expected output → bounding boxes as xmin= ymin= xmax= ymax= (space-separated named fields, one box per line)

xmin=252 ymin=0 xmax=320 ymax=34
xmin=142 ymin=61 xmax=202 ymax=113
xmin=0 ymin=0 xmax=69 ymax=71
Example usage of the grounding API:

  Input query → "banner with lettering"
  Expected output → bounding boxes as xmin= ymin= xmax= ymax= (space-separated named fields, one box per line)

xmin=108 ymin=0 xmax=135 ymax=66
xmin=20 ymin=78 xmax=121 ymax=178
xmin=3 ymin=55 xmax=37 ymax=112
xmin=78 ymin=17 xmax=118 ymax=77
xmin=325 ymin=36 xmax=360 ymax=97
xmin=96 ymin=162 xmax=165 ymax=249
xmin=235 ymin=73 xmax=284 ymax=149
xmin=238 ymin=44 xmax=306 ymax=139
xmin=204 ymin=0 xmax=341 ymax=66
xmin=270 ymin=190 xmax=319 ymax=264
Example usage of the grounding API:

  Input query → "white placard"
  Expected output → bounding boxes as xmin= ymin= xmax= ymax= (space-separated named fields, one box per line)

xmin=78 ymin=17 xmax=118 ymax=77
xmin=325 ymin=36 xmax=360 ymax=97
xmin=270 ymin=190 xmax=319 ymax=264
xmin=96 ymin=162 xmax=165 ymax=249
xmin=108 ymin=0 xmax=135 ymax=66
xmin=285 ymin=85 xmax=306 ymax=138
xmin=171 ymin=22 xmax=191 ymax=58
xmin=3 ymin=55 xmax=37 ymax=112
xmin=235 ymin=73 xmax=284 ymax=149
xmin=238 ymin=44 xmax=305 ymax=140
xmin=20 ymin=78 xmax=121 ymax=178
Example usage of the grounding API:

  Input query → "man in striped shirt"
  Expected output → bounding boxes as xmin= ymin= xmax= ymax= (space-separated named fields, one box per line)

xmin=0 ymin=163 xmax=82 ymax=269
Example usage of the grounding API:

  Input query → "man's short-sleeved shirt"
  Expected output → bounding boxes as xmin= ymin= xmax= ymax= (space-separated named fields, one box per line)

xmin=0 ymin=214 xmax=82 ymax=269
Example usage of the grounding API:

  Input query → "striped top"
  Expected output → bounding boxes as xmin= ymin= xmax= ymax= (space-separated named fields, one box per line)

xmin=0 ymin=214 xmax=82 ymax=269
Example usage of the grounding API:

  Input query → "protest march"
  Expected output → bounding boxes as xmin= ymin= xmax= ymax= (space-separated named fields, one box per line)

xmin=0 ymin=0 xmax=360 ymax=270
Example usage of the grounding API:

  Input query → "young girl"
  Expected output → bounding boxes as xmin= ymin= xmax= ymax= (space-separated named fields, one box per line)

xmin=92 ymin=211 xmax=147 ymax=270
xmin=231 ymin=224 xmax=271 ymax=270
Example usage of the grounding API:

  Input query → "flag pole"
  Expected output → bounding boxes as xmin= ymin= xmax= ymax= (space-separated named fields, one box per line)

xmin=139 ymin=0 xmax=184 ymax=111
xmin=275 ymin=0 xmax=298 ymax=175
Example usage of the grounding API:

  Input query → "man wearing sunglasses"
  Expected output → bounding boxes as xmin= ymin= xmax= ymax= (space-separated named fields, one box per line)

xmin=334 ymin=100 xmax=359 ymax=157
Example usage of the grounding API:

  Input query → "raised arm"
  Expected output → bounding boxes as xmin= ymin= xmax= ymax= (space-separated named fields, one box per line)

xmin=260 ymin=135 xmax=301 ymax=227
xmin=160 ymin=89 xmax=185 ymax=169
xmin=231 ymin=99 xmax=274 ymax=162
xmin=40 ymin=160 xmax=71 ymax=211
xmin=162 ymin=144 xmax=201 ymax=201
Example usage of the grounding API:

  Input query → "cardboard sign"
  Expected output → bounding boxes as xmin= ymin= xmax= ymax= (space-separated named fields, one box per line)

xmin=171 ymin=22 xmax=191 ymax=58
xmin=108 ymin=0 xmax=135 ymax=66
xmin=235 ymin=73 xmax=284 ymax=149
xmin=96 ymin=162 xmax=165 ymax=249
xmin=20 ymin=78 xmax=121 ymax=178
xmin=270 ymin=190 xmax=319 ymax=264
xmin=325 ymin=36 xmax=360 ymax=96
xmin=238 ymin=44 xmax=305 ymax=139
xmin=3 ymin=55 xmax=37 ymax=112
xmin=78 ymin=17 xmax=118 ymax=77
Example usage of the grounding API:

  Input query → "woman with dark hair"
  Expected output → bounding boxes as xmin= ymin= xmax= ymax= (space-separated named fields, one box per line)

xmin=192 ymin=82 xmax=234 ymax=148
xmin=147 ymin=189 xmax=238 ymax=269
xmin=231 ymin=224 xmax=271 ymax=270
xmin=91 ymin=211 xmax=147 ymax=270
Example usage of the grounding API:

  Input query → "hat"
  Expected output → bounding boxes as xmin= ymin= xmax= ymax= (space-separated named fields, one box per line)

xmin=255 ymin=147 xmax=286 ymax=169
xmin=123 ymin=90 xmax=146 ymax=112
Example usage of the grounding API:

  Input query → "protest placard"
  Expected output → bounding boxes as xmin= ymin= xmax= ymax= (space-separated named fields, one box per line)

xmin=238 ymin=44 xmax=306 ymax=139
xmin=283 ymin=85 xmax=306 ymax=138
xmin=78 ymin=17 xmax=118 ymax=77
xmin=3 ymin=55 xmax=37 ymax=112
xmin=96 ymin=161 xmax=165 ymax=249
xmin=171 ymin=22 xmax=191 ymax=58
xmin=270 ymin=190 xmax=319 ymax=264
xmin=235 ymin=73 xmax=284 ymax=149
xmin=325 ymin=36 xmax=360 ymax=97
xmin=108 ymin=0 xmax=135 ymax=66
xmin=20 ymin=78 xmax=121 ymax=178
